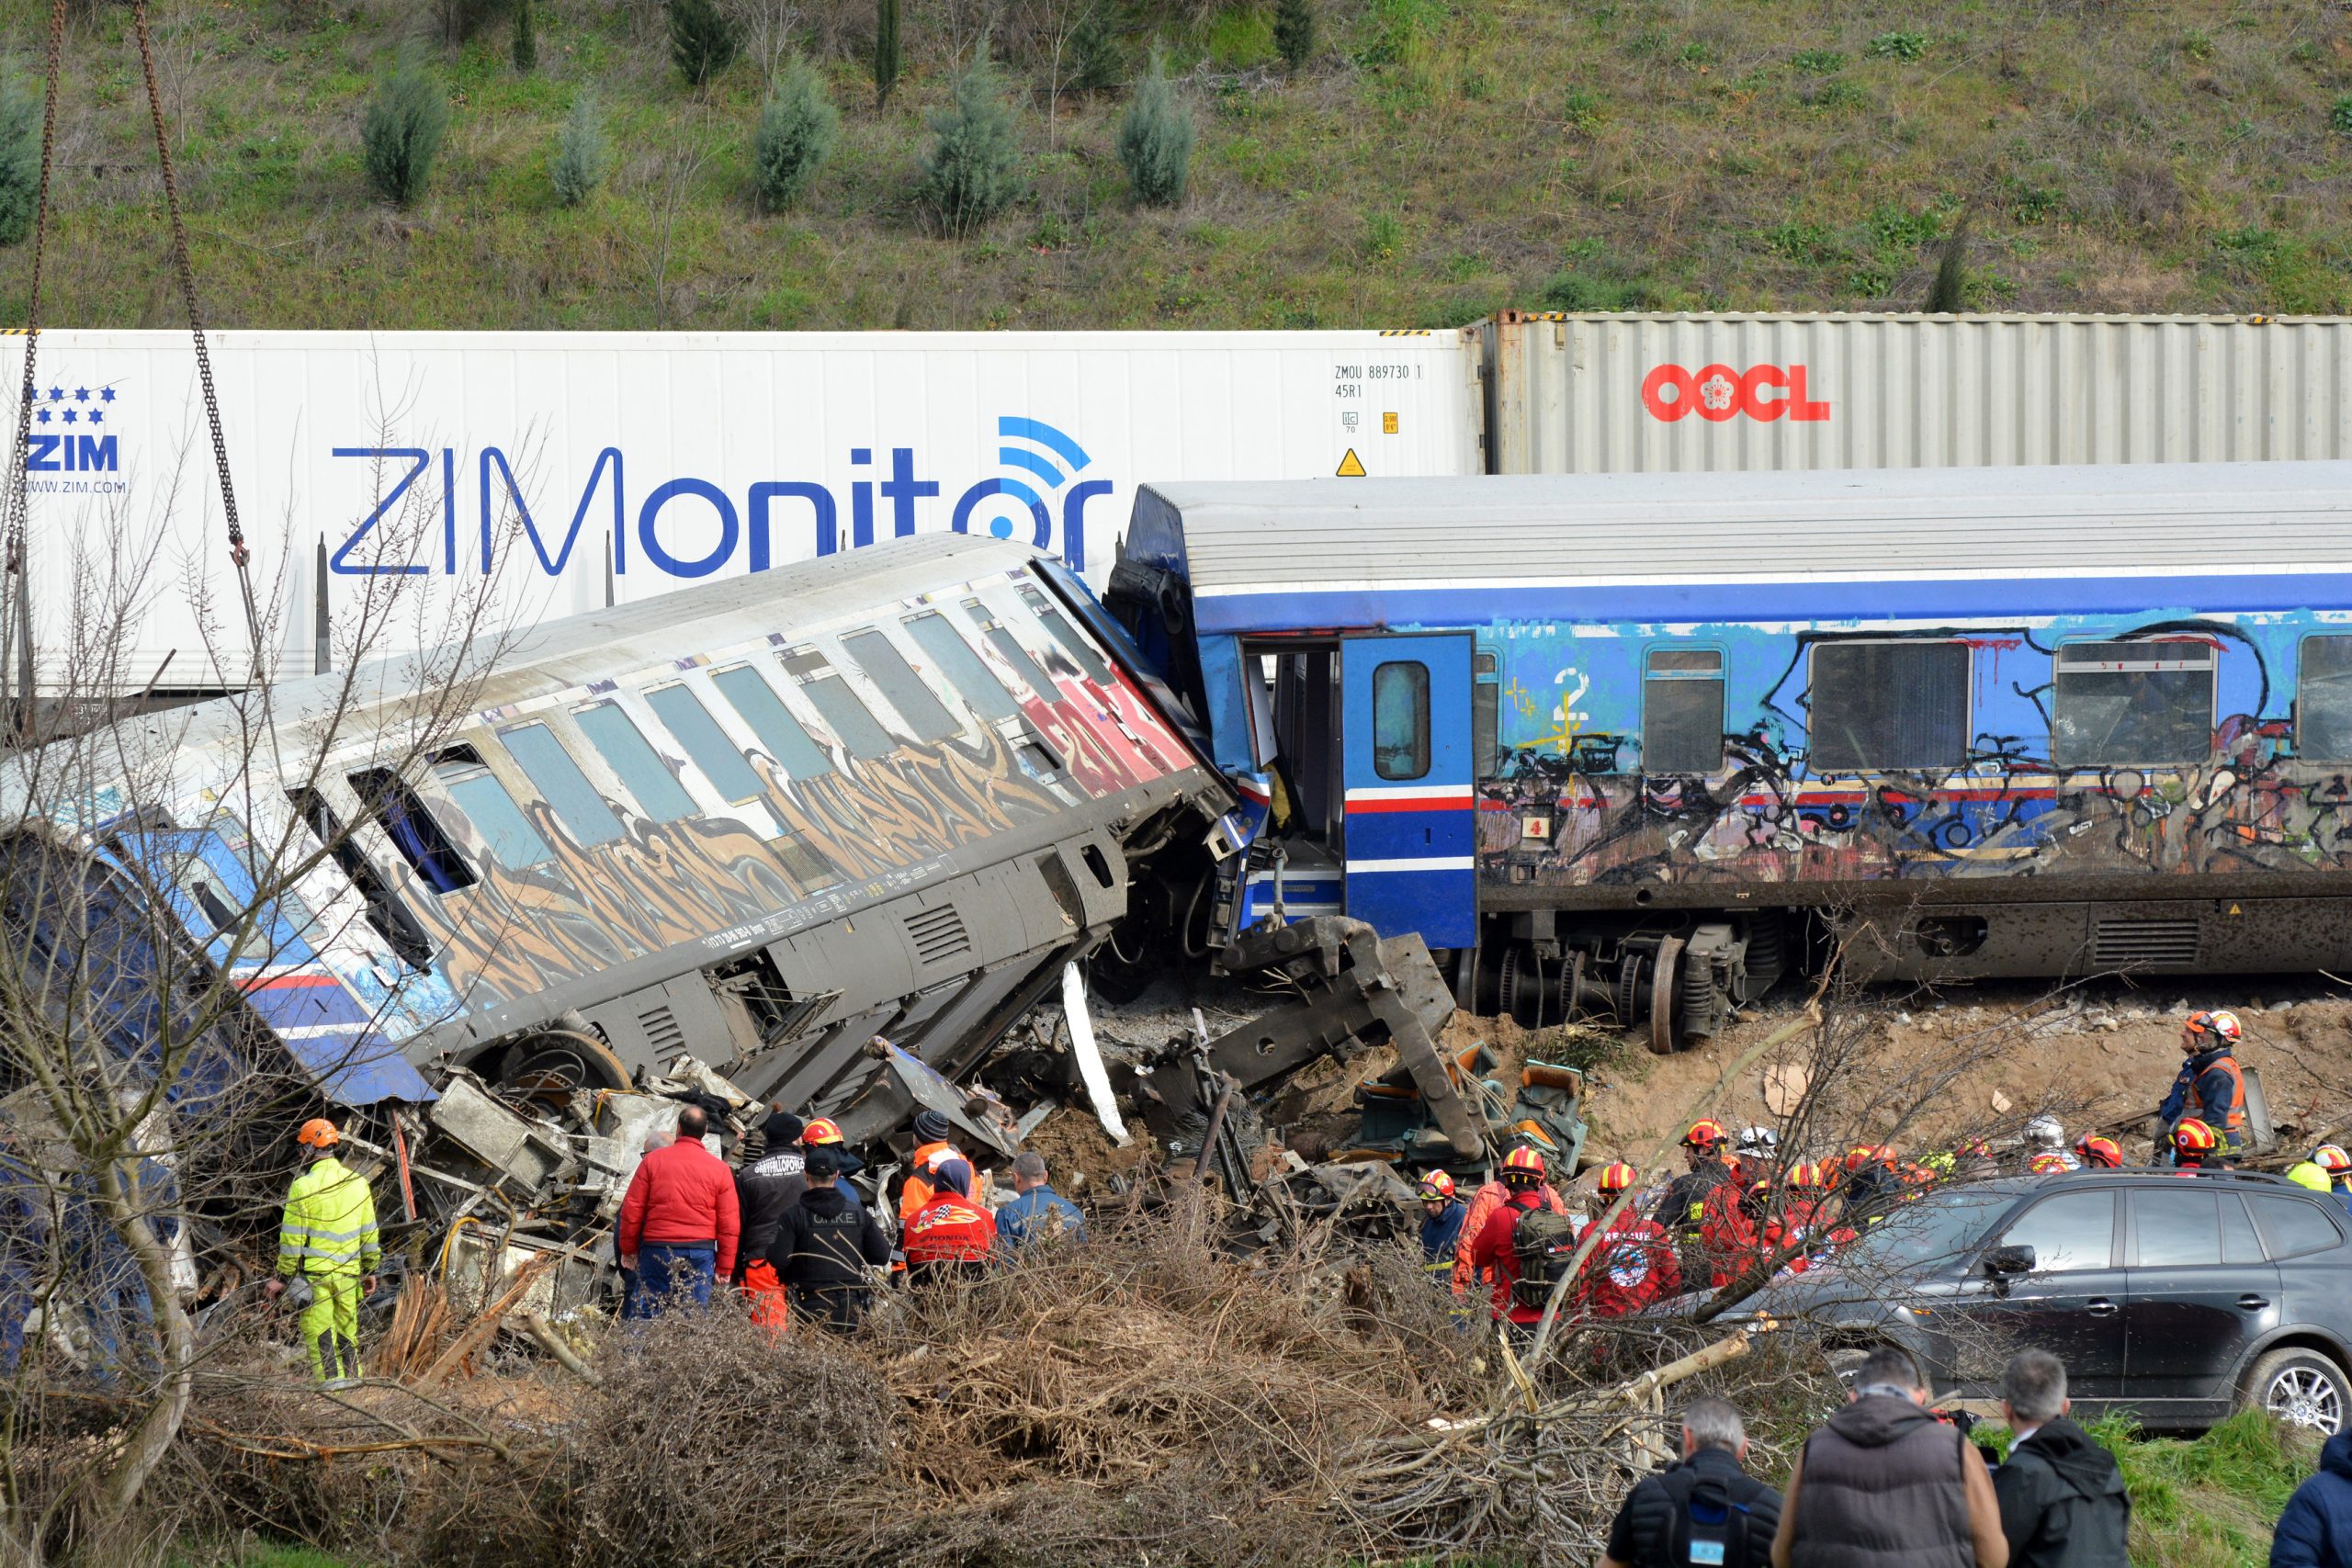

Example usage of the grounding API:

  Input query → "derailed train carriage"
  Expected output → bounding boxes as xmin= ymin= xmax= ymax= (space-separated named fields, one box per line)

xmin=1107 ymin=460 xmax=2352 ymax=1051
xmin=0 ymin=535 xmax=1243 ymax=1173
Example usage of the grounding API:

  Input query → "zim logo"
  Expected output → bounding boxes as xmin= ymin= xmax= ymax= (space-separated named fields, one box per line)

xmin=22 ymin=382 xmax=123 ymax=471
xmin=1642 ymin=362 xmax=1830 ymax=423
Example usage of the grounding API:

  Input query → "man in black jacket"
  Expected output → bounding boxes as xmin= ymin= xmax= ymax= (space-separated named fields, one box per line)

xmin=1601 ymin=1398 xmax=1783 ymax=1568
xmin=764 ymin=1146 xmax=891 ymax=1331
xmin=731 ymin=1111 xmax=806 ymax=1285
xmin=1992 ymin=1349 xmax=2130 ymax=1568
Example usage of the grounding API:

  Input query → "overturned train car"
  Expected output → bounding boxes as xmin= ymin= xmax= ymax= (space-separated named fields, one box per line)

xmin=1108 ymin=461 xmax=2352 ymax=1049
xmin=0 ymin=535 xmax=1238 ymax=1141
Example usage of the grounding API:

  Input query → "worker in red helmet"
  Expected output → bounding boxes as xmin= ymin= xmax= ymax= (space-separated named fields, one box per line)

xmin=2159 ymin=1010 xmax=2249 ymax=1160
xmin=264 ymin=1118 xmax=379 ymax=1387
xmin=1453 ymin=1139 xmax=1566 ymax=1299
xmin=2171 ymin=1117 xmax=2224 ymax=1171
xmin=1837 ymin=1143 xmax=1901 ymax=1222
xmin=1651 ymin=1120 xmax=1740 ymax=1280
xmin=1417 ymin=1170 xmax=1468 ymax=1282
xmin=2075 ymin=1134 xmax=2125 ymax=1171
xmin=1576 ymin=1162 xmax=1680 ymax=1319
xmin=1465 ymin=1146 xmax=1573 ymax=1328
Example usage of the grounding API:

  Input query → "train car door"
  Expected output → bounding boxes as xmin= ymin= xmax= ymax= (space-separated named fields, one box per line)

xmin=1340 ymin=635 xmax=1475 ymax=949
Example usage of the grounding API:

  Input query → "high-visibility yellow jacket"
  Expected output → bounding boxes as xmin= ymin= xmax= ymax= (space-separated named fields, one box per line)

xmin=277 ymin=1156 xmax=380 ymax=1278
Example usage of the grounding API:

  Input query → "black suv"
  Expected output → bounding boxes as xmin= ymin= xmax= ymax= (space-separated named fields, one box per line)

xmin=1747 ymin=1168 xmax=2352 ymax=1433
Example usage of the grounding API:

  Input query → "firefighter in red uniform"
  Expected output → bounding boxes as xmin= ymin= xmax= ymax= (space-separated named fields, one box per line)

xmin=1576 ymin=1162 xmax=1681 ymax=1318
xmin=1465 ymin=1146 xmax=1557 ymax=1326
xmin=2159 ymin=1010 xmax=2250 ymax=1160
xmin=901 ymin=1157 xmax=996 ymax=1280
xmin=2075 ymin=1134 xmax=2125 ymax=1169
xmin=1696 ymin=1168 xmax=1760 ymax=1290
xmin=2171 ymin=1116 xmax=2225 ymax=1171
xmin=1453 ymin=1140 xmax=1566 ymax=1300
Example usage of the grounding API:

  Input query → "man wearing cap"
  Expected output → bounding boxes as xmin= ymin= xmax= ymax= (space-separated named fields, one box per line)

xmin=264 ymin=1118 xmax=379 ymax=1387
xmin=767 ymin=1143 xmax=892 ymax=1331
xmin=732 ymin=1109 xmax=807 ymax=1286
xmin=899 ymin=1109 xmax=971 ymax=1225
xmin=1652 ymin=1121 xmax=1738 ymax=1283
xmin=798 ymin=1119 xmax=868 ymax=1212
xmin=1417 ymin=1170 xmax=1467 ymax=1281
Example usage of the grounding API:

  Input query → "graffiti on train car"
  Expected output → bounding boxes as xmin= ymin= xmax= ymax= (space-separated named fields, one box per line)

xmin=1470 ymin=613 xmax=2352 ymax=888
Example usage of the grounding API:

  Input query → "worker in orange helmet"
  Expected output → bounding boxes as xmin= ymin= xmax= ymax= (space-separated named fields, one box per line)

xmin=2171 ymin=1117 xmax=2224 ymax=1171
xmin=1694 ymin=1167 xmax=1761 ymax=1292
xmin=1838 ymin=1143 xmax=1901 ymax=1221
xmin=1452 ymin=1138 xmax=1566 ymax=1299
xmin=1465 ymin=1146 xmax=1572 ymax=1328
xmin=1576 ymin=1162 xmax=1679 ymax=1318
xmin=1417 ymin=1170 xmax=1468 ymax=1283
xmin=1650 ymin=1120 xmax=1740 ymax=1281
xmin=264 ymin=1119 xmax=379 ymax=1387
xmin=2159 ymin=1010 xmax=2249 ymax=1160
xmin=2075 ymin=1134 xmax=2125 ymax=1170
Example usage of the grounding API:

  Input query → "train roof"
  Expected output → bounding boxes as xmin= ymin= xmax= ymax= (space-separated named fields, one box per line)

xmin=1127 ymin=461 xmax=2352 ymax=631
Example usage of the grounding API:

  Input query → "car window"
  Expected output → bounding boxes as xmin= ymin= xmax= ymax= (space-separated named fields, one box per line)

xmin=2133 ymin=1186 xmax=2223 ymax=1268
xmin=1998 ymin=1190 xmax=2116 ymax=1272
xmin=2250 ymin=1192 xmax=2346 ymax=1261
xmin=2221 ymin=1193 xmax=2265 ymax=1266
xmin=1833 ymin=1189 xmax=2018 ymax=1276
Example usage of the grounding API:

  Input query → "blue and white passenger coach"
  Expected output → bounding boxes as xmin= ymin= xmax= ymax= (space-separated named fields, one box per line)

xmin=1108 ymin=462 xmax=2352 ymax=1049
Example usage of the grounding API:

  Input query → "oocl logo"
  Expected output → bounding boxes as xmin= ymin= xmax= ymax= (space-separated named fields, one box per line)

xmin=1641 ymin=363 xmax=1830 ymax=423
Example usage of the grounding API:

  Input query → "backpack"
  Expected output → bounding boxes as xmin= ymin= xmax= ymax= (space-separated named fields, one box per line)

xmin=1510 ymin=1207 xmax=1580 ymax=1309
xmin=1657 ymin=1465 xmax=1770 ymax=1568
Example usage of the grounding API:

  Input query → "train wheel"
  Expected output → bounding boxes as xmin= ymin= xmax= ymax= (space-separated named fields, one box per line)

xmin=497 ymin=1029 xmax=632 ymax=1111
xmin=1648 ymin=935 xmax=1685 ymax=1055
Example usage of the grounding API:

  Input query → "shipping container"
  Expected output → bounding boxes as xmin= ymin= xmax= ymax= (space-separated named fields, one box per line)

xmin=1482 ymin=311 xmax=2352 ymax=476
xmin=0 ymin=329 xmax=1482 ymax=695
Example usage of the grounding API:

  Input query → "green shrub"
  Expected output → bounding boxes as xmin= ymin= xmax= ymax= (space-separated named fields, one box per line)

xmin=1361 ymin=0 xmax=1443 ymax=71
xmin=753 ymin=55 xmax=840 ymax=210
xmin=1868 ymin=202 xmax=1943 ymax=250
xmin=512 ymin=0 xmax=538 ymax=73
xmin=1274 ymin=0 xmax=1316 ymax=73
xmin=1070 ymin=6 xmax=1123 ymax=89
xmin=1791 ymin=48 xmax=1846 ymax=74
xmin=2009 ymin=184 xmax=2064 ymax=223
xmin=668 ymin=0 xmax=741 ymax=85
xmin=1539 ymin=267 xmax=1651 ymax=310
xmin=2332 ymin=94 xmax=2352 ymax=135
xmin=1560 ymin=86 xmax=1602 ymax=131
xmin=1677 ymin=40 xmax=1711 ymax=67
xmin=360 ymin=48 xmax=450 ymax=207
xmin=1362 ymin=209 xmax=1403 ymax=261
xmin=1117 ymin=51 xmax=1194 ymax=207
xmin=875 ymin=0 xmax=902 ymax=107
xmin=1867 ymin=29 xmax=1927 ymax=61
xmin=1805 ymin=76 xmax=1868 ymax=111
xmin=0 ymin=76 xmax=37 ymax=248
xmin=1763 ymin=219 xmax=1838 ymax=262
xmin=550 ymin=89 xmax=608 ymax=206
xmin=922 ymin=52 xmax=1022 ymax=235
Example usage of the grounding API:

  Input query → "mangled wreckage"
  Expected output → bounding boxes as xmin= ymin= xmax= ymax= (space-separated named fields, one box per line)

xmin=0 ymin=535 xmax=1554 ymax=1329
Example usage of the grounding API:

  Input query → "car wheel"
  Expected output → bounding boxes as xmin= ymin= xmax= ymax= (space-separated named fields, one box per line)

xmin=2243 ymin=1348 xmax=2352 ymax=1436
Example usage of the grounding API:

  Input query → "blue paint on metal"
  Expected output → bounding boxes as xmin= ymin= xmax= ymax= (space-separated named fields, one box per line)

xmin=1341 ymin=633 xmax=1476 ymax=947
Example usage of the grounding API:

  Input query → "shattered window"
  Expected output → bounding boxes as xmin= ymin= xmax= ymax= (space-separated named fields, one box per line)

xmin=2051 ymin=640 xmax=2214 ymax=769
xmin=499 ymin=723 xmax=624 ymax=848
xmin=1372 ymin=660 xmax=1430 ymax=782
xmin=842 ymin=629 xmax=958 ymax=742
xmin=2299 ymin=636 xmax=2352 ymax=761
xmin=1644 ymin=648 xmax=1724 ymax=775
xmin=905 ymin=612 xmax=1022 ymax=722
xmin=712 ymin=666 xmax=833 ymax=780
xmin=1808 ymin=640 xmax=1968 ymax=773
xmin=1018 ymin=584 xmax=1114 ymax=683
xmin=432 ymin=756 xmax=554 ymax=871
xmin=349 ymin=768 xmax=475 ymax=895
xmin=646 ymin=684 xmax=768 ymax=804
xmin=574 ymin=703 xmax=696 ymax=822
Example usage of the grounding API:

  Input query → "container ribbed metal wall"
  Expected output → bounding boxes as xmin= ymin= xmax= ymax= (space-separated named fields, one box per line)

xmin=1482 ymin=311 xmax=2352 ymax=474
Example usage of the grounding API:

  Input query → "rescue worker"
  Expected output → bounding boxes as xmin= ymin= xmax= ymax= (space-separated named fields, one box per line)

xmin=798 ymin=1119 xmax=866 ymax=1211
xmin=2319 ymin=1145 xmax=2352 ymax=1213
xmin=2074 ymin=1134 xmax=2124 ymax=1170
xmin=1951 ymin=1136 xmax=1999 ymax=1183
xmin=1452 ymin=1139 xmax=1567 ymax=1299
xmin=2028 ymin=1152 xmax=2070 ymax=1176
xmin=2157 ymin=1009 xmax=2248 ymax=1160
xmin=1577 ymin=1162 xmax=1680 ymax=1318
xmin=766 ymin=1145 xmax=892 ymax=1331
xmin=1464 ymin=1145 xmax=1557 ymax=1330
xmin=1652 ymin=1121 xmax=1739 ymax=1280
xmin=732 ymin=1110 xmax=806 ymax=1286
xmin=899 ymin=1109 xmax=972 ymax=1225
xmin=2025 ymin=1115 xmax=2077 ymax=1172
xmin=1838 ymin=1144 xmax=1900 ymax=1221
xmin=2170 ymin=1116 xmax=2223 ymax=1171
xmin=902 ymin=1156 xmax=996 ymax=1280
xmin=263 ymin=1119 xmax=379 ymax=1388
xmin=1417 ymin=1170 xmax=1467 ymax=1283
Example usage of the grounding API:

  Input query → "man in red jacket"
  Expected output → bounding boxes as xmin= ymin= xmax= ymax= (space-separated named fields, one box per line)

xmin=902 ymin=1157 xmax=996 ymax=1281
xmin=1577 ymin=1162 xmax=1681 ymax=1318
xmin=1465 ymin=1145 xmax=1561 ymax=1327
xmin=617 ymin=1106 xmax=741 ymax=1319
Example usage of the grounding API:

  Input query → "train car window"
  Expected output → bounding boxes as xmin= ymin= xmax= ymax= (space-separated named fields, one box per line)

xmin=963 ymin=597 xmax=1054 ymax=696
xmin=842 ymin=630 xmax=958 ymax=741
xmin=1808 ymin=641 xmax=1968 ymax=772
xmin=574 ymin=703 xmax=697 ymax=822
xmin=348 ymin=768 xmax=476 ymax=894
xmin=2051 ymin=640 xmax=2215 ymax=768
xmin=645 ymin=685 xmax=768 ymax=803
xmin=289 ymin=789 xmax=434 ymax=967
xmin=1017 ymin=584 xmax=1114 ymax=683
xmin=499 ymin=723 xmax=625 ymax=847
xmin=1373 ymin=660 xmax=1431 ymax=781
xmin=782 ymin=648 xmax=897 ymax=759
xmin=2298 ymin=635 xmax=2352 ymax=760
xmin=432 ymin=755 xmax=555 ymax=871
xmin=1472 ymin=651 xmax=1500 ymax=780
xmin=1644 ymin=649 xmax=1725 ymax=774
xmin=904 ymin=612 xmax=1022 ymax=721
xmin=711 ymin=666 xmax=834 ymax=779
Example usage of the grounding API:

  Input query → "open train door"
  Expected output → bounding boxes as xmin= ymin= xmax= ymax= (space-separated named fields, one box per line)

xmin=1340 ymin=635 xmax=1476 ymax=950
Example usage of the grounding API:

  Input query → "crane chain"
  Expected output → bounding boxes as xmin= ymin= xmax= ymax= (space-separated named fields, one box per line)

xmin=130 ymin=0 xmax=264 ymax=681
xmin=0 ymin=0 xmax=66 ymax=739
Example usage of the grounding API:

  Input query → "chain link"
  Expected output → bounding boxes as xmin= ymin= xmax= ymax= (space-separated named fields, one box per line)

xmin=0 ymin=0 xmax=68 ymax=736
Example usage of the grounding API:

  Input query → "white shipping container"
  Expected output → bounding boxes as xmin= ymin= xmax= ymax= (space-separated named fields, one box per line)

xmin=1483 ymin=311 xmax=2352 ymax=476
xmin=0 ymin=329 xmax=1481 ymax=694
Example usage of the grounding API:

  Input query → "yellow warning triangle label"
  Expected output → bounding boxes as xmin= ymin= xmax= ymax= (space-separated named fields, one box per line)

xmin=2228 ymin=903 xmax=2242 ymax=915
xmin=1335 ymin=448 xmax=1367 ymax=477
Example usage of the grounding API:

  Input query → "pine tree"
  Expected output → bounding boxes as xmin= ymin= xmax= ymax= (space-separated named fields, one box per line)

xmin=361 ymin=47 xmax=451 ymax=208
xmin=1069 ymin=6 xmax=1121 ymax=92
xmin=551 ymin=90 xmax=609 ymax=207
xmin=1116 ymin=50 xmax=1193 ymax=207
xmin=874 ymin=0 xmax=902 ymax=109
xmin=512 ymin=0 xmax=539 ymax=73
xmin=0 ymin=76 xmax=37 ymax=247
xmin=753 ymin=55 xmax=840 ymax=210
xmin=922 ymin=51 xmax=1021 ymax=235
xmin=668 ymin=0 xmax=741 ymax=86
xmin=1273 ymin=0 xmax=1316 ymax=74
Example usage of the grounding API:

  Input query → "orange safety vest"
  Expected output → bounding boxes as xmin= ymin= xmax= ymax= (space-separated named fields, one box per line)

xmin=741 ymin=1258 xmax=789 ymax=1344
xmin=899 ymin=1139 xmax=968 ymax=1224
xmin=2190 ymin=1054 xmax=2249 ymax=1139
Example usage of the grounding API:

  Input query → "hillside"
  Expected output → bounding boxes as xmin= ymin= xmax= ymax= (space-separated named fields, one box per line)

xmin=4 ymin=0 xmax=2351 ymax=332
